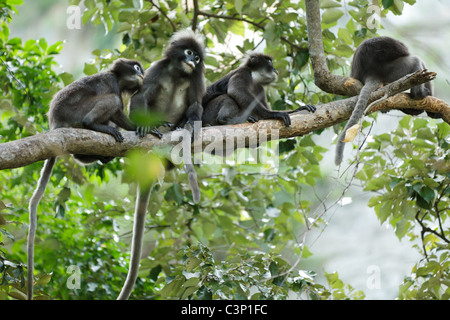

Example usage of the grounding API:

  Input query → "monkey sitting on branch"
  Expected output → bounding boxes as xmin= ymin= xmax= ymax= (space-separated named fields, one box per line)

xmin=335 ymin=36 xmax=436 ymax=166
xmin=27 ymin=58 xmax=144 ymax=300
xmin=117 ymin=29 xmax=206 ymax=300
xmin=202 ymin=52 xmax=316 ymax=127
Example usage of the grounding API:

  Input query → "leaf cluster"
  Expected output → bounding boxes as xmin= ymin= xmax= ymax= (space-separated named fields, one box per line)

xmin=357 ymin=117 xmax=449 ymax=299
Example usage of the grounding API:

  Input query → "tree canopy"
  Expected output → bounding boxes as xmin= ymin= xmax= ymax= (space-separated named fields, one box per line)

xmin=0 ymin=0 xmax=448 ymax=301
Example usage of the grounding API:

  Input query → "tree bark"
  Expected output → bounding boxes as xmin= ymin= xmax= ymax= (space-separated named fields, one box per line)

xmin=0 ymin=72 xmax=447 ymax=171
xmin=305 ymin=0 xmax=362 ymax=96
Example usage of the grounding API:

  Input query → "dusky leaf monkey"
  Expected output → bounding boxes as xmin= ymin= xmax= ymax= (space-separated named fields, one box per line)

xmin=335 ymin=36 xmax=436 ymax=166
xmin=117 ymin=29 xmax=206 ymax=300
xmin=27 ymin=58 xmax=144 ymax=300
xmin=202 ymin=52 xmax=316 ymax=127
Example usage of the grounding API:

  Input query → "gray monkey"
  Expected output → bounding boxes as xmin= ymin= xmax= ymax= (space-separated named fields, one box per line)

xmin=118 ymin=29 xmax=206 ymax=300
xmin=202 ymin=52 xmax=315 ymax=126
xmin=27 ymin=58 xmax=144 ymax=300
xmin=335 ymin=36 xmax=435 ymax=166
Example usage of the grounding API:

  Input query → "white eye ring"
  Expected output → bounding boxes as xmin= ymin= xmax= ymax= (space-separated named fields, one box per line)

xmin=194 ymin=55 xmax=200 ymax=63
xmin=185 ymin=49 xmax=193 ymax=56
xmin=133 ymin=64 xmax=141 ymax=72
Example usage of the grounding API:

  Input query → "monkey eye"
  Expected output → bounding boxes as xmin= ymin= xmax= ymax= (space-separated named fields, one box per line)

xmin=133 ymin=64 xmax=141 ymax=73
xmin=194 ymin=55 xmax=201 ymax=63
xmin=185 ymin=49 xmax=194 ymax=56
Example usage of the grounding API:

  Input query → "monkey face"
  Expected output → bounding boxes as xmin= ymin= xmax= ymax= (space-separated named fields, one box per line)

xmin=253 ymin=59 xmax=278 ymax=85
xmin=111 ymin=59 xmax=145 ymax=92
xmin=180 ymin=48 xmax=202 ymax=74
xmin=245 ymin=53 xmax=278 ymax=85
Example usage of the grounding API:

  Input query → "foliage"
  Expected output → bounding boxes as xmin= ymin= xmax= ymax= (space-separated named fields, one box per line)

xmin=357 ymin=117 xmax=450 ymax=299
xmin=0 ymin=0 xmax=448 ymax=300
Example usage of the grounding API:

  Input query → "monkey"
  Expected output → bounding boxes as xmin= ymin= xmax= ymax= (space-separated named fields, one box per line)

xmin=117 ymin=29 xmax=206 ymax=300
xmin=27 ymin=58 xmax=144 ymax=300
xmin=334 ymin=36 xmax=436 ymax=166
xmin=201 ymin=52 xmax=316 ymax=127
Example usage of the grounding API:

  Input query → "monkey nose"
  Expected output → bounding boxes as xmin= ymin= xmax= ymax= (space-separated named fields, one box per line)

xmin=186 ymin=61 xmax=195 ymax=69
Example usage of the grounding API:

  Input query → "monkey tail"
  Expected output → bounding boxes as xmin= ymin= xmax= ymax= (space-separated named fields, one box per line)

xmin=185 ymin=163 xmax=200 ymax=203
xmin=117 ymin=183 xmax=152 ymax=300
xmin=27 ymin=157 xmax=56 ymax=300
xmin=335 ymin=80 xmax=380 ymax=166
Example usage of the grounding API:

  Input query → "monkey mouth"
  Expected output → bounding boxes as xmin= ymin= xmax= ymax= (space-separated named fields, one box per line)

xmin=183 ymin=61 xmax=195 ymax=70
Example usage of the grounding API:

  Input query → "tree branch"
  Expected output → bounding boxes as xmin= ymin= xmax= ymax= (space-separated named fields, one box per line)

xmin=1 ymin=75 xmax=447 ymax=171
xmin=303 ymin=0 xmax=447 ymax=123
xmin=305 ymin=0 xmax=360 ymax=96
xmin=146 ymin=0 xmax=177 ymax=32
xmin=196 ymin=10 xmax=307 ymax=53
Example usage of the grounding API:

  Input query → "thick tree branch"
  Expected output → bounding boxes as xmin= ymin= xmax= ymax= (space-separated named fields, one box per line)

xmin=1 ymin=77 xmax=447 ymax=171
xmin=304 ymin=0 xmax=447 ymax=123
xmin=305 ymin=0 xmax=360 ymax=96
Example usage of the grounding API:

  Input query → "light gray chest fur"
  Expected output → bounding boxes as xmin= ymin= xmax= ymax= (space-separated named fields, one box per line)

xmin=156 ymin=76 xmax=190 ymax=123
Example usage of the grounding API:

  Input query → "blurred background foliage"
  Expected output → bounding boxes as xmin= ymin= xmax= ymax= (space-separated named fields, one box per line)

xmin=0 ymin=0 xmax=448 ymax=300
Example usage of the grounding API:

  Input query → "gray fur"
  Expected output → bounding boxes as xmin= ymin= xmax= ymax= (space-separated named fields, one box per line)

xmin=202 ymin=52 xmax=315 ymax=126
xmin=118 ymin=29 xmax=206 ymax=300
xmin=27 ymin=59 xmax=143 ymax=300
xmin=335 ymin=37 xmax=435 ymax=166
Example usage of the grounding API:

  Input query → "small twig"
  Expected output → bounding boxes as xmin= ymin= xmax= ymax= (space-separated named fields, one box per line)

xmin=147 ymin=0 xmax=177 ymax=32
xmin=196 ymin=10 xmax=307 ymax=52
xmin=0 ymin=56 xmax=33 ymax=103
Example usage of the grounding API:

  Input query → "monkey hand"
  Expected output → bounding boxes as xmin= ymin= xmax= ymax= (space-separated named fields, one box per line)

xmin=248 ymin=115 xmax=258 ymax=123
xmin=294 ymin=104 xmax=316 ymax=113
xmin=161 ymin=121 xmax=175 ymax=128
xmin=136 ymin=126 xmax=163 ymax=139
xmin=274 ymin=112 xmax=291 ymax=127
xmin=111 ymin=128 xmax=125 ymax=142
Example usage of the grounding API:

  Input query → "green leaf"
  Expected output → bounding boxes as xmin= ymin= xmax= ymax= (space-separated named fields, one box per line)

xmin=264 ymin=228 xmax=276 ymax=242
xmin=164 ymin=184 xmax=184 ymax=205
xmin=59 ymin=72 xmax=74 ymax=86
xmin=382 ymin=0 xmax=394 ymax=9
xmin=160 ymin=276 xmax=185 ymax=298
xmin=7 ymin=0 xmax=24 ymax=5
xmin=197 ymin=286 xmax=212 ymax=300
xmin=269 ymin=261 xmax=278 ymax=277
xmin=149 ymin=265 xmax=162 ymax=282
xmin=235 ymin=0 xmax=243 ymax=15
xmin=83 ymin=63 xmax=98 ymax=76
xmin=320 ymin=0 xmax=341 ymax=8
xmin=322 ymin=8 xmax=344 ymax=25
xmin=337 ymin=28 xmax=353 ymax=45
xmin=185 ymin=256 xmax=201 ymax=272
xmin=35 ymin=273 xmax=53 ymax=286
xmin=419 ymin=186 xmax=435 ymax=204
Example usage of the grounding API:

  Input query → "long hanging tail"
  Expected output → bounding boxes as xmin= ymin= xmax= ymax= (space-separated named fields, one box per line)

xmin=27 ymin=157 xmax=56 ymax=300
xmin=117 ymin=183 xmax=152 ymax=300
xmin=335 ymin=80 xmax=380 ymax=166
xmin=185 ymin=163 xmax=200 ymax=203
